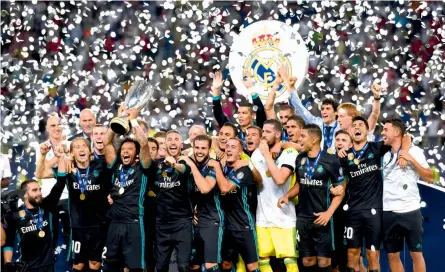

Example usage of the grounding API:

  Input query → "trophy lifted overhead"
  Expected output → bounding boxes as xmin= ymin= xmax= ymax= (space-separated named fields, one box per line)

xmin=110 ymin=80 xmax=154 ymax=135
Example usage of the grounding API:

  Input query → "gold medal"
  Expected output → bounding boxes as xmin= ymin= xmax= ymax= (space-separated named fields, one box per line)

xmin=38 ymin=230 xmax=45 ymax=238
xmin=119 ymin=187 xmax=125 ymax=195
xmin=162 ymin=171 xmax=168 ymax=177
xmin=148 ymin=190 xmax=156 ymax=197
xmin=19 ymin=210 xmax=26 ymax=218
xmin=327 ymin=148 xmax=334 ymax=154
xmin=266 ymin=170 xmax=271 ymax=177
xmin=348 ymin=153 xmax=354 ymax=161
xmin=79 ymin=193 xmax=86 ymax=200
xmin=301 ymin=158 xmax=306 ymax=165
xmin=354 ymin=159 xmax=360 ymax=165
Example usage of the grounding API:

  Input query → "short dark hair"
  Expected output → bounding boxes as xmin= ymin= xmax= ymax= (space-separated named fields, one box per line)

xmin=287 ymin=115 xmax=305 ymax=128
xmin=153 ymin=131 xmax=166 ymax=139
xmin=119 ymin=138 xmax=141 ymax=155
xmin=21 ymin=179 xmax=38 ymax=192
xmin=279 ymin=104 xmax=294 ymax=112
xmin=303 ymin=124 xmax=322 ymax=141
xmin=222 ymin=122 xmax=239 ymax=137
xmin=352 ymin=116 xmax=369 ymax=130
xmin=246 ymin=125 xmax=262 ymax=137
xmin=263 ymin=119 xmax=283 ymax=132
xmin=147 ymin=137 xmax=159 ymax=150
xmin=322 ymin=98 xmax=339 ymax=112
xmin=238 ymin=102 xmax=254 ymax=114
xmin=335 ymin=130 xmax=353 ymax=142
xmin=193 ymin=134 xmax=212 ymax=148
xmin=385 ymin=118 xmax=406 ymax=135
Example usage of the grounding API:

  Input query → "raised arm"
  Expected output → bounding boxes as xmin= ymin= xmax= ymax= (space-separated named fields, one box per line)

xmin=265 ymin=87 xmax=277 ymax=120
xmin=131 ymin=119 xmax=151 ymax=168
xmin=367 ymin=83 xmax=381 ymax=132
xmin=279 ymin=65 xmax=321 ymax=126
xmin=104 ymin=127 xmax=117 ymax=166
xmin=36 ymin=142 xmax=56 ymax=179
xmin=41 ymin=147 xmax=67 ymax=212
xmin=252 ymin=92 xmax=266 ymax=128
xmin=211 ymin=72 xmax=230 ymax=127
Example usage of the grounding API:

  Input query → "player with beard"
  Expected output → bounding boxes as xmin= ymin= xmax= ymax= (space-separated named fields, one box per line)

xmin=212 ymin=72 xmax=266 ymax=145
xmin=212 ymin=123 xmax=251 ymax=162
xmin=36 ymin=137 xmax=111 ymax=272
xmin=3 ymin=146 xmax=67 ymax=272
xmin=91 ymin=125 xmax=107 ymax=161
xmin=252 ymin=119 xmax=299 ymax=272
xmin=179 ymin=135 xmax=224 ymax=272
xmin=381 ymin=119 xmax=432 ymax=272
xmin=150 ymin=130 xmax=193 ymax=272
xmin=279 ymin=66 xmax=340 ymax=154
xmin=209 ymin=138 xmax=259 ymax=272
xmin=337 ymin=116 xmax=410 ymax=272
xmin=245 ymin=126 xmax=262 ymax=156
xmin=102 ymin=118 xmax=152 ymax=272
xmin=278 ymin=124 xmax=345 ymax=272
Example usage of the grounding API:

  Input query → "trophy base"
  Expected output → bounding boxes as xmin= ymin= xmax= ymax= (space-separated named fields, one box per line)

xmin=110 ymin=117 xmax=130 ymax=135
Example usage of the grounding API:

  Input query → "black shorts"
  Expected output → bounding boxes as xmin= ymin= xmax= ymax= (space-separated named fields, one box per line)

xmin=345 ymin=209 xmax=382 ymax=250
xmin=332 ymin=205 xmax=348 ymax=270
xmin=222 ymin=229 xmax=258 ymax=265
xmin=191 ymin=226 xmax=224 ymax=265
xmin=22 ymin=264 xmax=54 ymax=272
xmin=297 ymin=219 xmax=333 ymax=258
xmin=155 ymin=219 xmax=193 ymax=271
xmin=383 ymin=209 xmax=423 ymax=253
xmin=70 ymin=225 xmax=107 ymax=264
xmin=102 ymin=222 xmax=146 ymax=270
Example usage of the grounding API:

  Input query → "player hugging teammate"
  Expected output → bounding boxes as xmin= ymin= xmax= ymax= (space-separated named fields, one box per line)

xmin=1 ymin=73 xmax=433 ymax=272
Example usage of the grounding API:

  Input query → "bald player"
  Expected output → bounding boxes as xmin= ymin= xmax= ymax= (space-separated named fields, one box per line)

xmin=183 ymin=125 xmax=207 ymax=156
xmin=35 ymin=114 xmax=71 ymax=256
xmin=69 ymin=109 xmax=97 ymax=143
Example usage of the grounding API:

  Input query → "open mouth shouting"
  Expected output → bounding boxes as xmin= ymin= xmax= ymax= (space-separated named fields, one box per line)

xmin=122 ymin=154 xmax=132 ymax=164
xmin=246 ymin=141 xmax=255 ymax=149
xmin=95 ymin=140 xmax=104 ymax=148
xmin=79 ymin=152 xmax=87 ymax=160
xmin=169 ymin=145 xmax=178 ymax=154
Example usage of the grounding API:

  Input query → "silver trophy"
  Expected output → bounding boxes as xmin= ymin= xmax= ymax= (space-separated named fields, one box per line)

xmin=110 ymin=80 xmax=154 ymax=135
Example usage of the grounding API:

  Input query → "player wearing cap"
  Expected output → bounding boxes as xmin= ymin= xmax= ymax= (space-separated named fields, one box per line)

xmin=3 ymin=146 xmax=67 ymax=272
xmin=381 ymin=118 xmax=433 ymax=272
xmin=252 ymin=119 xmax=299 ymax=272
xmin=36 ymin=137 xmax=111 ymax=272
xmin=102 ymin=118 xmax=152 ymax=272
xmin=278 ymin=124 xmax=345 ymax=272
xmin=180 ymin=134 xmax=224 ymax=272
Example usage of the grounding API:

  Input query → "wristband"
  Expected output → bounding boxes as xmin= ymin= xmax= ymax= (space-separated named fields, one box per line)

xmin=130 ymin=119 xmax=139 ymax=127
xmin=374 ymin=96 xmax=381 ymax=100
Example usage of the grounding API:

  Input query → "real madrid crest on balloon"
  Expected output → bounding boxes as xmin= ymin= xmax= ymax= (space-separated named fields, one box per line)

xmin=228 ymin=20 xmax=309 ymax=104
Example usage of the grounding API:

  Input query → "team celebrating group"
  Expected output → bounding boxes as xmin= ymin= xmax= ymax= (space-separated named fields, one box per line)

xmin=1 ymin=68 xmax=433 ymax=272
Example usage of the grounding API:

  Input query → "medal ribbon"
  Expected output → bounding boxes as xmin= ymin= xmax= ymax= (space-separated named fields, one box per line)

xmin=93 ymin=152 xmax=99 ymax=160
xmin=119 ymin=166 xmax=132 ymax=188
xmin=305 ymin=151 xmax=322 ymax=181
xmin=384 ymin=147 xmax=401 ymax=168
xmin=352 ymin=142 xmax=369 ymax=161
xmin=223 ymin=165 xmax=235 ymax=179
xmin=24 ymin=207 xmax=44 ymax=231
xmin=322 ymin=122 xmax=338 ymax=150
xmin=76 ymin=166 xmax=90 ymax=194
